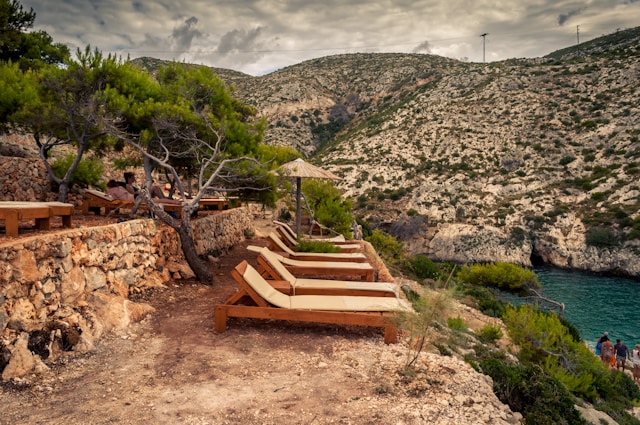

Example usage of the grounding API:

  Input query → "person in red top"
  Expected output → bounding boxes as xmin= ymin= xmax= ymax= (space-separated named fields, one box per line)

xmin=601 ymin=337 xmax=615 ymax=367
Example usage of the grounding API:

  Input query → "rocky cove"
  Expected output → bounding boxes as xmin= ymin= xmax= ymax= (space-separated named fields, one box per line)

xmin=393 ymin=217 xmax=640 ymax=279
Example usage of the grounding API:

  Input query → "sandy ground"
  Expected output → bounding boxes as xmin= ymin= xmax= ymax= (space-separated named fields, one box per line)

xmin=3 ymin=212 xmax=561 ymax=425
xmin=1 ymin=216 xmax=440 ymax=425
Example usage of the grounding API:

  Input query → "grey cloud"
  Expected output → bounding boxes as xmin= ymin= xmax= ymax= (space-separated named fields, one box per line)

xmin=171 ymin=16 xmax=202 ymax=52
xmin=558 ymin=7 xmax=586 ymax=26
xmin=132 ymin=2 xmax=144 ymax=12
xmin=216 ymin=27 xmax=265 ymax=55
xmin=412 ymin=41 xmax=432 ymax=54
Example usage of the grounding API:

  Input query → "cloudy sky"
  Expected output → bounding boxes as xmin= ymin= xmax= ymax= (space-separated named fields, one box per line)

xmin=21 ymin=0 xmax=640 ymax=76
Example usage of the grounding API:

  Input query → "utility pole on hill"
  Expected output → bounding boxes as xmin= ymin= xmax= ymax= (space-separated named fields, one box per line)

xmin=480 ymin=33 xmax=488 ymax=63
xmin=576 ymin=25 xmax=580 ymax=45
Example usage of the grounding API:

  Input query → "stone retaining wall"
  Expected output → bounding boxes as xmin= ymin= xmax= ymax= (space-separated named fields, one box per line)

xmin=0 ymin=208 xmax=254 ymax=380
xmin=0 ymin=157 xmax=54 ymax=202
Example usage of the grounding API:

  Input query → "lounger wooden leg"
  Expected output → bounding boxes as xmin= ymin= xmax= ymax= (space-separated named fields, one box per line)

xmin=3 ymin=211 xmax=19 ymax=237
xmin=384 ymin=323 xmax=398 ymax=344
xmin=61 ymin=214 xmax=72 ymax=228
xmin=35 ymin=217 xmax=51 ymax=231
xmin=214 ymin=306 xmax=228 ymax=333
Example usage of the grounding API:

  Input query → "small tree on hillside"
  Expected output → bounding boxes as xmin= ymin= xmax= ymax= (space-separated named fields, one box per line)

xmin=104 ymin=62 xmax=278 ymax=283
xmin=0 ymin=0 xmax=69 ymax=70
xmin=301 ymin=179 xmax=354 ymax=237
xmin=15 ymin=47 xmax=135 ymax=201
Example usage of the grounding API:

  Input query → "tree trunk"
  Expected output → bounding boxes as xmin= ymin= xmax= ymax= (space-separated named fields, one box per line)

xmin=57 ymin=180 xmax=70 ymax=203
xmin=176 ymin=222 xmax=214 ymax=284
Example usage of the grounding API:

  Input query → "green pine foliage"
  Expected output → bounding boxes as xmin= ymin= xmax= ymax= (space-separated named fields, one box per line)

xmin=0 ymin=0 xmax=70 ymax=70
xmin=51 ymin=153 xmax=104 ymax=189
xmin=301 ymin=179 xmax=354 ymax=237
xmin=504 ymin=305 xmax=618 ymax=402
xmin=0 ymin=62 xmax=37 ymax=125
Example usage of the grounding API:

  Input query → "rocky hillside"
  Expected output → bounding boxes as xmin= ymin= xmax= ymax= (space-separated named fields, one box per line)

xmin=136 ymin=27 xmax=640 ymax=278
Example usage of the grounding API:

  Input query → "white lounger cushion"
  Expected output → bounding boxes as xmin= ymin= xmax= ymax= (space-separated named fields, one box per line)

xmin=242 ymin=263 xmax=410 ymax=312
xmin=274 ymin=220 xmax=346 ymax=242
xmin=268 ymin=232 xmax=366 ymax=260
xmin=248 ymin=245 xmax=398 ymax=296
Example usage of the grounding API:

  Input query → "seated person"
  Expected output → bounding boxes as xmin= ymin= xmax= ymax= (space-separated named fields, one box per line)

xmin=123 ymin=172 xmax=180 ymax=205
xmin=124 ymin=172 xmax=139 ymax=197
xmin=106 ymin=179 xmax=134 ymax=201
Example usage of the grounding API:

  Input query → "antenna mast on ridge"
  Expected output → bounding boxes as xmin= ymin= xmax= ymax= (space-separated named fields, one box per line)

xmin=480 ymin=33 xmax=488 ymax=63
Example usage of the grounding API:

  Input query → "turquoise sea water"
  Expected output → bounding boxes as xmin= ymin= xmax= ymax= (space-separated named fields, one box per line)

xmin=526 ymin=266 xmax=640 ymax=350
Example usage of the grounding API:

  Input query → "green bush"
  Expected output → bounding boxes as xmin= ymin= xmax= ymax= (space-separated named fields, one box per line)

xmin=585 ymin=227 xmax=619 ymax=248
xmin=476 ymin=324 xmax=503 ymax=344
xmin=51 ymin=154 xmax=104 ymax=189
xmin=365 ymin=230 xmax=405 ymax=264
xmin=277 ymin=208 xmax=292 ymax=222
xmin=456 ymin=283 xmax=507 ymax=318
xmin=479 ymin=357 xmax=587 ymax=425
xmin=456 ymin=262 xmax=540 ymax=292
xmin=504 ymin=305 xmax=611 ymax=402
xmin=559 ymin=156 xmax=576 ymax=166
xmin=408 ymin=254 xmax=442 ymax=280
xmin=294 ymin=239 xmax=341 ymax=253
xmin=447 ymin=316 xmax=466 ymax=331
xmin=597 ymin=372 xmax=640 ymax=425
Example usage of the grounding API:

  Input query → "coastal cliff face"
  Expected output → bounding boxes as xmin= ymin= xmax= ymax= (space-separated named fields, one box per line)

xmin=147 ymin=27 xmax=639 ymax=277
xmin=74 ymin=28 xmax=640 ymax=277
xmin=406 ymin=219 xmax=640 ymax=277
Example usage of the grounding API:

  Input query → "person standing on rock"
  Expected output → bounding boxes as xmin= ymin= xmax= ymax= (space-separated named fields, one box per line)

xmin=601 ymin=336 xmax=615 ymax=367
xmin=631 ymin=344 xmax=640 ymax=383
xmin=614 ymin=339 xmax=630 ymax=371
xmin=595 ymin=332 xmax=608 ymax=356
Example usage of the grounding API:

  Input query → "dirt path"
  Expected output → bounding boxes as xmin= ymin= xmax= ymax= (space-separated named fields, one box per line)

xmin=0 ymin=237 xmax=399 ymax=424
xmin=0 ymin=227 xmax=521 ymax=425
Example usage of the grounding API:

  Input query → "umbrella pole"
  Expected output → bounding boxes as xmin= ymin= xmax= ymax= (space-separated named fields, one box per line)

xmin=296 ymin=177 xmax=302 ymax=237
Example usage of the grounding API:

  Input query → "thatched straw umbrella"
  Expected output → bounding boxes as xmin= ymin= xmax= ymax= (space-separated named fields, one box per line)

xmin=277 ymin=158 xmax=341 ymax=237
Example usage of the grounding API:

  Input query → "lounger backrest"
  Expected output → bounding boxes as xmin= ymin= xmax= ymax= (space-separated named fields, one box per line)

xmin=268 ymin=232 xmax=295 ymax=255
xmin=257 ymin=246 xmax=297 ymax=283
xmin=85 ymin=189 xmax=114 ymax=201
xmin=274 ymin=220 xmax=297 ymax=239
xmin=276 ymin=226 xmax=299 ymax=247
xmin=242 ymin=263 xmax=291 ymax=308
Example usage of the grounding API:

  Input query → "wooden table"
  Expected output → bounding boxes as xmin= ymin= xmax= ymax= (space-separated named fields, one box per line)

xmin=0 ymin=201 xmax=74 ymax=237
xmin=198 ymin=198 xmax=229 ymax=211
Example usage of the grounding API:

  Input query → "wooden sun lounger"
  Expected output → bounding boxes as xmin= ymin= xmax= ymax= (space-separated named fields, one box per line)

xmin=214 ymin=261 xmax=409 ymax=343
xmin=248 ymin=245 xmax=375 ymax=282
xmin=0 ymin=201 xmax=74 ymax=237
xmin=274 ymin=225 xmax=362 ymax=253
xmin=267 ymin=232 xmax=368 ymax=263
xmin=248 ymin=245 xmax=398 ymax=297
xmin=274 ymin=220 xmax=346 ymax=242
xmin=83 ymin=189 xmax=189 ymax=218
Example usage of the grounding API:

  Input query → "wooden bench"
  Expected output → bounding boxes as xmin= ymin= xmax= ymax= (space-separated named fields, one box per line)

xmin=81 ymin=189 xmax=136 ymax=216
xmin=0 ymin=201 xmax=74 ymax=237
xmin=197 ymin=197 xmax=239 ymax=211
